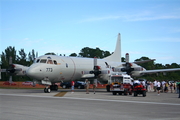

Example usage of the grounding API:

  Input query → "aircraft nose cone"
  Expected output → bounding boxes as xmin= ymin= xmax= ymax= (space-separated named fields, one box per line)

xmin=26 ymin=65 xmax=43 ymax=80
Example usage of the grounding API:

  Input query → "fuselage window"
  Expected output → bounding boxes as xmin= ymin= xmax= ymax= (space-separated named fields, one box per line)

xmin=53 ymin=60 xmax=57 ymax=65
xmin=40 ymin=59 xmax=47 ymax=63
xmin=47 ymin=60 xmax=53 ymax=64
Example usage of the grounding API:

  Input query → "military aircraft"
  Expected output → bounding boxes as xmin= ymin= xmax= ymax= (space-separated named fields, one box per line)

xmin=1 ymin=33 xmax=180 ymax=93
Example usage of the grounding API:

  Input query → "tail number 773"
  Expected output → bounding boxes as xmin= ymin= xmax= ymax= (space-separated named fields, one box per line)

xmin=46 ymin=68 xmax=53 ymax=72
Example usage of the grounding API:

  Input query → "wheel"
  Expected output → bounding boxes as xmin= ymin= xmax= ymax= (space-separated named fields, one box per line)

xmin=47 ymin=88 xmax=51 ymax=93
xmin=124 ymin=90 xmax=128 ymax=95
xmin=118 ymin=92 xmax=122 ymax=95
xmin=44 ymin=88 xmax=47 ymax=93
xmin=143 ymin=91 xmax=146 ymax=97
xmin=112 ymin=92 xmax=117 ymax=95
xmin=134 ymin=92 xmax=137 ymax=97
xmin=62 ymin=85 xmax=66 ymax=89
xmin=78 ymin=85 xmax=81 ymax=89
xmin=106 ymin=85 xmax=110 ymax=92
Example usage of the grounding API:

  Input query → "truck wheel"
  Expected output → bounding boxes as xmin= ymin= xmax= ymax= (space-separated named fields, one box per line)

xmin=124 ymin=90 xmax=128 ymax=95
xmin=106 ymin=85 xmax=110 ymax=92
xmin=143 ymin=91 xmax=146 ymax=97
xmin=112 ymin=92 xmax=116 ymax=95
xmin=119 ymin=92 xmax=122 ymax=95
xmin=134 ymin=92 xmax=137 ymax=97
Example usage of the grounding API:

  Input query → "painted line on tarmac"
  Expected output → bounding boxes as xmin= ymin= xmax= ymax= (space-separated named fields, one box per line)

xmin=54 ymin=92 xmax=67 ymax=97
xmin=0 ymin=93 xmax=180 ymax=106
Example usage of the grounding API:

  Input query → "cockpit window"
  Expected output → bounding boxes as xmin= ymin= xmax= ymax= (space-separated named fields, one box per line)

xmin=53 ymin=60 xmax=57 ymax=65
xmin=36 ymin=59 xmax=40 ymax=63
xmin=40 ymin=59 xmax=47 ymax=63
xmin=47 ymin=60 xmax=53 ymax=64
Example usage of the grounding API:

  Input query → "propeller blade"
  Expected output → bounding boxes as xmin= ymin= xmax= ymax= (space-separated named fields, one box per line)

xmin=9 ymin=75 xmax=12 ymax=83
xmin=9 ymin=56 xmax=12 ymax=65
xmin=125 ymin=53 xmax=129 ymax=63
xmin=94 ymin=57 xmax=97 ymax=67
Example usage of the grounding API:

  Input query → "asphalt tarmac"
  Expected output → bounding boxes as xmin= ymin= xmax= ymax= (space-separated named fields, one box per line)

xmin=0 ymin=88 xmax=180 ymax=120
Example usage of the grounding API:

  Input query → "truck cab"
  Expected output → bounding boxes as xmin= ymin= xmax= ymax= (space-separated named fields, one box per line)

xmin=106 ymin=73 xmax=133 ymax=92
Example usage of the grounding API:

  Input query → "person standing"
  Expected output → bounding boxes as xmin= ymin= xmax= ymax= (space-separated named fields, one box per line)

xmin=153 ymin=80 xmax=157 ymax=92
xmin=162 ymin=80 xmax=166 ymax=92
xmin=178 ymin=82 xmax=180 ymax=98
xmin=71 ymin=80 xmax=75 ymax=93
xmin=85 ymin=79 xmax=90 ymax=94
xmin=93 ymin=79 xmax=97 ymax=94
xmin=157 ymin=80 xmax=161 ymax=95
xmin=169 ymin=82 xmax=173 ymax=93
xmin=164 ymin=81 xmax=169 ymax=93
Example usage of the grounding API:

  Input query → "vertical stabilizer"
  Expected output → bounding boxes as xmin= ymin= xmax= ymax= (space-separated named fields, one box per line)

xmin=104 ymin=33 xmax=121 ymax=62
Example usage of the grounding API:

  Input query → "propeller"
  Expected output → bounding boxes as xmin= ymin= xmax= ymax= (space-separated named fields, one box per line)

xmin=121 ymin=53 xmax=134 ymax=75
xmin=90 ymin=57 xmax=101 ymax=78
xmin=0 ymin=57 xmax=21 ymax=82
xmin=89 ymin=57 xmax=110 ymax=78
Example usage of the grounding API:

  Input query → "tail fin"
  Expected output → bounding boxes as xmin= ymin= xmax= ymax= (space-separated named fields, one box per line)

xmin=104 ymin=33 xmax=121 ymax=62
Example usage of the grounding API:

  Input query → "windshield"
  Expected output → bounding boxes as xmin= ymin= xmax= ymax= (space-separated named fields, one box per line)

xmin=40 ymin=59 xmax=47 ymax=63
xmin=111 ymin=77 xmax=123 ymax=83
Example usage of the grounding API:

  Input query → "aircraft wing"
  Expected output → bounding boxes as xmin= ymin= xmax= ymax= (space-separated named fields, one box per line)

xmin=141 ymin=68 xmax=180 ymax=74
xmin=133 ymin=59 xmax=156 ymax=64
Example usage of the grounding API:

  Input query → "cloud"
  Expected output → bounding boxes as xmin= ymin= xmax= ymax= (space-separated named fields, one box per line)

xmin=79 ymin=15 xmax=121 ymax=23
xmin=79 ymin=10 xmax=180 ymax=23
xmin=131 ymin=37 xmax=180 ymax=43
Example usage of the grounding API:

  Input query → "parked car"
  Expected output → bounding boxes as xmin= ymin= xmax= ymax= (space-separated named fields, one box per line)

xmin=60 ymin=81 xmax=85 ymax=89
xmin=3 ymin=81 xmax=17 ymax=86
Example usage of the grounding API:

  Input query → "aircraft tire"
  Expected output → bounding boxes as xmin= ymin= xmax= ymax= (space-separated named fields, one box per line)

xmin=44 ymin=88 xmax=47 ymax=93
xmin=47 ymin=88 xmax=51 ymax=93
xmin=44 ymin=88 xmax=51 ymax=93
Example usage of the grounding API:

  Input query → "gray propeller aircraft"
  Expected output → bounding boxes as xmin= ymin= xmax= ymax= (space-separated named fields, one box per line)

xmin=1 ymin=33 xmax=180 ymax=93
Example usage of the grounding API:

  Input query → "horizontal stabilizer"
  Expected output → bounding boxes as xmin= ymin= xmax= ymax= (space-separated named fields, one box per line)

xmin=134 ymin=59 xmax=156 ymax=64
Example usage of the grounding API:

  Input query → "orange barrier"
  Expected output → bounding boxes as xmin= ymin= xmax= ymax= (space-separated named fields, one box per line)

xmin=0 ymin=81 xmax=106 ymax=89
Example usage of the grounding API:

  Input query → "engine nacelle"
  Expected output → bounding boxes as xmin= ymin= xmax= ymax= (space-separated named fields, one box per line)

xmin=13 ymin=64 xmax=29 ymax=76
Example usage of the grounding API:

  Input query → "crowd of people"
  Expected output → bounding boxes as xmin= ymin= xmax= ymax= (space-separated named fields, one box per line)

xmin=71 ymin=79 xmax=180 ymax=98
xmin=144 ymin=80 xmax=180 ymax=94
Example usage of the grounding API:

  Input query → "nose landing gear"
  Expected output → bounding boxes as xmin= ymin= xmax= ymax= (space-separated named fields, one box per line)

xmin=44 ymin=86 xmax=51 ymax=93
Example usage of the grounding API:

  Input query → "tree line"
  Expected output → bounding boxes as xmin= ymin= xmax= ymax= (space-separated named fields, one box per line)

xmin=1 ymin=46 xmax=180 ymax=82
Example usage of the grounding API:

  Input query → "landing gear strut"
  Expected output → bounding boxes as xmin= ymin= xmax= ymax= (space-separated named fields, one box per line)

xmin=44 ymin=86 xmax=51 ymax=93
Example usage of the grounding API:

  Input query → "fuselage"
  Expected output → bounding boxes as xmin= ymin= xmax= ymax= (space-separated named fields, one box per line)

xmin=26 ymin=55 xmax=122 ymax=83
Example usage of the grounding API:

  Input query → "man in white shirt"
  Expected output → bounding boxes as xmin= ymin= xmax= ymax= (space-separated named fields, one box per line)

xmin=153 ymin=80 xmax=157 ymax=92
xmin=157 ymin=81 xmax=161 ymax=95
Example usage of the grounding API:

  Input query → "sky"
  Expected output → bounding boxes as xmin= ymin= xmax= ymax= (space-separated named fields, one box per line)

xmin=1 ymin=0 xmax=180 ymax=65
